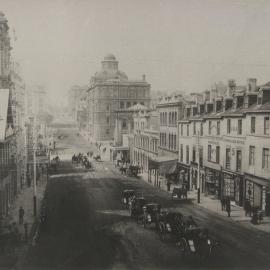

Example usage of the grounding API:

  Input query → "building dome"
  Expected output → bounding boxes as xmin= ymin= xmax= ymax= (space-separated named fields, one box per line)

xmin=0 ymin=11 xmax=7 ymax=23
xmin=104 ymin=54 xmax=116 ymax=61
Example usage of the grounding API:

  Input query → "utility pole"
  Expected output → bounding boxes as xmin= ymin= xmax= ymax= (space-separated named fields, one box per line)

xmin=197 ymin=131 xmax=200 ymax=203
xmin=32 ymin=116 xmax=37 ymax=217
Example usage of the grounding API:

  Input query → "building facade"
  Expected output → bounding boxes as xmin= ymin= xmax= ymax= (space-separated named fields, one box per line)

xmin=178 ymin=78 xmax=270 ymax=214
xmin=87 ymin=54 xmax=151 ymax=142
xmin=157 ymin=94 xmax=185 ymax=159
xmin=131 ymin=107 xmax=159 ymax=172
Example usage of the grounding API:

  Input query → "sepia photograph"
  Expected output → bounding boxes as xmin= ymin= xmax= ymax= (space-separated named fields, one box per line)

xmin=0 ymin=0 xmax=270 ymax=269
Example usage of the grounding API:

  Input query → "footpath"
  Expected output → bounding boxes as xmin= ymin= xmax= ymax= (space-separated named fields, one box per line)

xmin=136 ymin=170 xmax=270 ymax=233
xmin=0 ymin=173 xmax=47 ymax=269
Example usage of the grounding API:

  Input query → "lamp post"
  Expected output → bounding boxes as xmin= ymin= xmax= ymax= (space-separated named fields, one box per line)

xmin=196 ymin=131 xmax=201 ymax=203
xmin=29 ymin=116 xmax=37 ymax=217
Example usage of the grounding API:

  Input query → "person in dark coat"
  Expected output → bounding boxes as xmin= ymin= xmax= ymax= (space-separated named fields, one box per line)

xmin=226 ymin=197 xmax=231 ymax=217
xmin=221 ymin=196 xmax=226 ymax=211
xmin=19 ymin=206 xmax=25 ymax=225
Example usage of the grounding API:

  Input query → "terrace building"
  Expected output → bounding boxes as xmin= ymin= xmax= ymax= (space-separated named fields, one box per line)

xmin=178 ymin=78 xmax=270 ymax=215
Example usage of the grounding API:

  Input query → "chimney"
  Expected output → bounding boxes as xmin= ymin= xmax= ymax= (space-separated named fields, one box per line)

xmin=247 ymin=78 xmax=257 ymax=92
xmin=142 ymin=74 xmax=146 ymax=81
xmin=203 ymin=90 xmax=210 ymax=101
xmin=227 ymin=79 xmax=236 ymax=97
xmin=210 ymin=89 xmax=218 ymax=101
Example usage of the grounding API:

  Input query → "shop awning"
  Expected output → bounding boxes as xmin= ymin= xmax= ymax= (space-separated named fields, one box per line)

xmin=149 ymin=158 xmax=178 ymax=175
xmin=245 ymin=173 xmax=270 ymax=187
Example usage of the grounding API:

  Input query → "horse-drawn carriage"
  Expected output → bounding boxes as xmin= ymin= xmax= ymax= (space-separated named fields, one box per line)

xmin=172 ymin=186 xmax=187 ymax=200
xmin=157 ymin=211 xmax=184 ymax=241
xmin=177 ymin=227 xmax=217 ymax=258
xmin=141 ymin=203 xmax=161 ymax=228
xmin=121 ymin=190 xmax=135 ymax=207
xmin=93 ymin=154 xmax=101 ymax=161
xmin=130 ymin=197 xmax=147 ymax=221
xmin=127 ymin=165 xmax=140 ymax=177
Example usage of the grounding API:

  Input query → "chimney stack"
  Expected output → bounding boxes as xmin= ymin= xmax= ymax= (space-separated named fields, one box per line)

xmin=247 ymin=78 xmax=257 ymax=92
xmin=227 ymin=79 xmax=236 ymax=97
xmin=142 ymin=74 xmax=146 ymax=81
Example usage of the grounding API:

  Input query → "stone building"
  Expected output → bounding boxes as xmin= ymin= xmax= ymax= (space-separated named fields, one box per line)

xmin=87 ymin=54 xmax=151 ymax=142
xmin=130 ymin=106 xmax=159 ymax=174
xmin=178 ymin=78 xmax=270 ymax=214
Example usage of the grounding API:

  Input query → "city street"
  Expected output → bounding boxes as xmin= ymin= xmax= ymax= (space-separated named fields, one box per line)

xmin=21 ymin=129 xmax=270 ymax=270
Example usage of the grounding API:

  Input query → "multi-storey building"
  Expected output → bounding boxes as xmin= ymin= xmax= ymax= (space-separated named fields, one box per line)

xmin=157 ymin=94 xmax=185 ymax=159
xmin=178 ymin=78 xmax=270 ymax=215
xmin=87 ymin=54 xmax=151 ymax=142
xmin=0 ymin=12 xmax=19 ymax=216
xmin=130 ymin=106 xmax=159 ymax=172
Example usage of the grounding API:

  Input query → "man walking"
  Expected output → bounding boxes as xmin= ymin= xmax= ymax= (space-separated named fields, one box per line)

xmin=226 ymin=197 xmax=231 ymax=217
xmin=19 ymin=206 xmax=25 ymax=225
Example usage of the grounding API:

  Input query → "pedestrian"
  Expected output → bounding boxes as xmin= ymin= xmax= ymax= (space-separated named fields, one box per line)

xmin=167 ymin=181 xmax=171 ymax=192
xmin=221 ymin=197 xmax=226 ymax=211
xmin=226 ymin=197 xmax=231 ymax=217
xmin=244 ymin=199 xmax=251 ymax=217
xmin=19 ymin=206 xmax=25 ymax=225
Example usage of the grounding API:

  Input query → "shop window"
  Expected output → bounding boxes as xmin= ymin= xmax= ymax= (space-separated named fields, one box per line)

xmin=238 ymin=119 xmax=242 ymax=135
xmin=226 ymin=148 xmax=231 ymax=169
xmin=264 ymin=117 xmax=269 ymax=135
xmin=251 ymin=117 xmax=256 ymax=133
xmin=262 ymin=148 xmax=270 ymax=169
xmin=227 ymin=119 xmax=231 ymax=134
xmin=249 ymin=146 xmax=255 ymax=166
xmin=236 ymin=150 xmax=242 ymax=172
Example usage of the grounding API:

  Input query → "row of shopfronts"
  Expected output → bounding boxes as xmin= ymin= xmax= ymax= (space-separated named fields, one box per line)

xmin=178 ymin=162 xmax=270 ymax=215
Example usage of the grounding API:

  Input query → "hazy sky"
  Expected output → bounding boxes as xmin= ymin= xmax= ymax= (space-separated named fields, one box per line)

xmin=2 ymin=0 xmax=270 ymax=104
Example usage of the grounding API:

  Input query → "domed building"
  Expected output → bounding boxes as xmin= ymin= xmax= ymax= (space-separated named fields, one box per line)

xmin=87 ymin=54 xmax=151 ymax=142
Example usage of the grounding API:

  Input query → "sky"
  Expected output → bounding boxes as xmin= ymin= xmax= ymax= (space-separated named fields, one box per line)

xmin=2 ymin=0 xmax=270 ymax=105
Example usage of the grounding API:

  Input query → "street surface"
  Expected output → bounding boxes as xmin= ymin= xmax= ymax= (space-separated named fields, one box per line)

xmin=22 ymin=129 xmax=270 ymax=270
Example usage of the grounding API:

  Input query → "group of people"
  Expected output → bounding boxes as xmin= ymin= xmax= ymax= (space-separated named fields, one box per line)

xmin=72 ymin=153 xmax=92 ymax=169
xmin=50 ymin=156 xmax=60 ymax=172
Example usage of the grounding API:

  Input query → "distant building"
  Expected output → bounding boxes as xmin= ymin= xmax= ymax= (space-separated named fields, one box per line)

xmin=26 ymin=85 xmax=47 ymax=116
xmin=87 ymin=54 xmax=151 ymax=142
xmin=67 ymin=85 xmax=88 ymax=124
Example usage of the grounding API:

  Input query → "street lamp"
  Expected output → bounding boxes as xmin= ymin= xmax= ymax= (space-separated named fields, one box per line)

xmin=196 ymin=131 xmax=201 ymax=203
xmin=29 ymin=116 xmax=37 ymax=217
